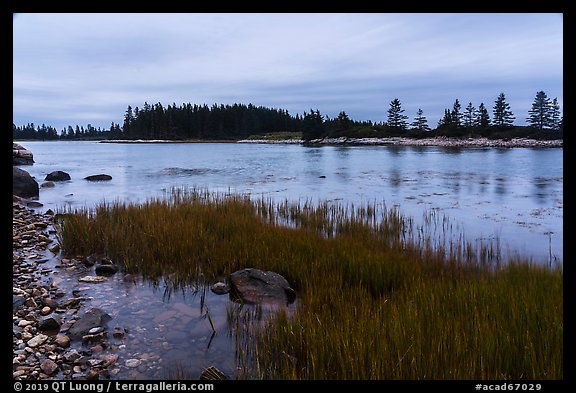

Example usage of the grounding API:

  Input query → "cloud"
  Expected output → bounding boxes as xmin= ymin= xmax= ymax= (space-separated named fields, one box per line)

xmin=13 ymin=13 xmax=563 ymax=130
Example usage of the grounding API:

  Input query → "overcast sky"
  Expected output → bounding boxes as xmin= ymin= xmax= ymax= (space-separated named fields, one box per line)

xmin=13 ymin=13 xmax=563 ymax=131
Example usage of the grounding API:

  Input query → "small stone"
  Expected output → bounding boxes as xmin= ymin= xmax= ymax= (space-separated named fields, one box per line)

xmin=55 ymin=335 xmax=70 ymax=348
xmin=79 ymin=275 xmax=107 ymax=283
xmin=88 ymin=327 xmax=105 ymax=334
xmin=101 ymin=354 xmax=119 ymax=366
xmin=210 ymin=281 xmax=230 ymax=295
xmin=49 ymin=244 xmax=61 ymax=254
xmin=85 ymin=369 xmax=100 ymax=380
xmin=63 ymin=350 xmax=81 ymax=363
xmin=125 ymin=359 xmax=141 ymax=368
xmin=18 ymin=320 xmax=34 ymax=328
xmin=26 ymin=334 xmax=48 ymax=348
xmin=40 ymin=359 xmax=58 ymax=375
xmin=40 ymin=306 xmax=52 ymax=315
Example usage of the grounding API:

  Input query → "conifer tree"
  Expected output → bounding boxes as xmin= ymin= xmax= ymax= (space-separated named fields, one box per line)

xmin=492 ymin=93 xmax=515 ymax=127
xmin=463 ymin=102 xmax=476 ymax=128
xmin=526 ymin=91 xmax=552 ymax=130
xmin=550 ymin=97 xmax=561 ymax=131
xmin=475 ymin=103 xmax=490 ymax=127
xmin=387 ymin=98 xmax=408 ymax=130
xmin=451 ymin=99 xmax=462 ymax=127
xmin=411 ymin=108 xmax=430 ymax=131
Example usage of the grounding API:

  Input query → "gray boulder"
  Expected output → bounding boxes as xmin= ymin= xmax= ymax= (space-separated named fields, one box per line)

xmin=38 ymin=314 xmax=62 ymax=332
xmin=84 ymin=174 xmax=112 ymax=181
xmin=13 ymin=143 xmax=34 ymax=165
xmin=68 ymin=308 xmax=112 ymax=340
xmin=229 ymin=268 xmax=296 ymax=305
xmin=13 ymin=167 xmax=39 ymax=198
xmin=45 ymin=171 xmax=71 ymax=181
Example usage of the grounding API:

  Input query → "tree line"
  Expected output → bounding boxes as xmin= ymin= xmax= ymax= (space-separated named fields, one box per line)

xmin=13 ymin=91 xmax=562 ymax=141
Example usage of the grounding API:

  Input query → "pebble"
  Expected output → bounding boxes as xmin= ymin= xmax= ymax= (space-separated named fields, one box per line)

xmin=125 ymin=359 xmax=141 ymax=368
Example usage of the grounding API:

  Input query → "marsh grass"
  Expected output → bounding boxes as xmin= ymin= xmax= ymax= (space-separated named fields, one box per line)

xmin=55 ymin=188 xmax=562 ymax=379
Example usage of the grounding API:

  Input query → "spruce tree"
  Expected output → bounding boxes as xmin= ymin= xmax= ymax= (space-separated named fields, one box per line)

xmin=475 ymin=103 xmax=490 ymax=127
xmin=492 ymin=93 xmax=515 ymax=127
xmin=437 ymin=109 xmax=454 ymax=128
xmin=464 ymin=102 xmax=476 ymax=128
xmin=387 ymin=98 xmax=408 ymax=130
xmin=526 ymin=91 xmax=552 ymax=130
xmin=411 ymin=108 xmax=430 ymax=131
xmin=550 ymin=98 xmax=561 ymax=131
xmin=451 ymin=99 xmax=462 ymax=127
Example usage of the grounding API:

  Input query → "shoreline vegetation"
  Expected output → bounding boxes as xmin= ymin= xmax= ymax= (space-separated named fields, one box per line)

xmin=55 ymin=188 xmax=563 ymax=380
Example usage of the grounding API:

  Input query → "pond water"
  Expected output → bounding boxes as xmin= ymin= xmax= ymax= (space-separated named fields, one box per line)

xmin=16 ymin=140 xmax=563 ymax=379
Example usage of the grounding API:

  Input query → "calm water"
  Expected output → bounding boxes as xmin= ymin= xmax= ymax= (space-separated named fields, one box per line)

xmin=15 ymin=140 xmax=563 ymax=379
xmin=19 ymin=140 xmax=563 ymax=264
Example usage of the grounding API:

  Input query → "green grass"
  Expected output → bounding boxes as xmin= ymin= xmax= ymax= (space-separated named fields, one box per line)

xmin=55 ymin=188 xmax=563 ymax=380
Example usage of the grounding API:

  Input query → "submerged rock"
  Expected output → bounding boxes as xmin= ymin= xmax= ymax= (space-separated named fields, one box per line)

xmin=84 ymin=174 xmax=112 ymax=181
xmin=229 ymin=268 xmax=296 ymax=305
xmin=45 ymin=170 xmax=71 ymax=181
xmin=68 ymin=308 xmax=112 ymax=340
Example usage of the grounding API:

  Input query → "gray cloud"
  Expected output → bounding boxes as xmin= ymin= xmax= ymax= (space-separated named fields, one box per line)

xmin=13 ymin=13 xmax=563 ymax=131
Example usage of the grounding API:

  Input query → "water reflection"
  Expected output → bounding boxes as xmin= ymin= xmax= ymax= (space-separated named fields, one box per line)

xmin=19 ymin=141 xmax=562 ymax=264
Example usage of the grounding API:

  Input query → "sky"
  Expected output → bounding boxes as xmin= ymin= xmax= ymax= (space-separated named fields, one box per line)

xmin=13 ymin=13 xmax=563 ymax=132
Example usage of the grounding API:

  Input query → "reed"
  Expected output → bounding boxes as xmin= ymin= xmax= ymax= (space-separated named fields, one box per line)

xmin=55 ymin=187 xmax=562 ymax=379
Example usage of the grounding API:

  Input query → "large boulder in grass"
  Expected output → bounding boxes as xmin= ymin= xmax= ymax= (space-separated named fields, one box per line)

xmin=229 ymin=268 xmax=296 ymax=305
xmin=13 ymin=167 xmax=39 ymax=198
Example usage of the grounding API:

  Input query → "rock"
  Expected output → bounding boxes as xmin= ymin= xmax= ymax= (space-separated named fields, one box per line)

xmin=40 ymin=359 xmax=58 ymax=376
xmin=210 ymin=281 xmax=230 ymax=295
xmin=45 ymin=171 xmax=71 ymax=181
xmin=55 ymin=335 xmax=70 ymax=348
xmin=42 ymin=297 xmax=59 ymax=309
xmin=63 ymin=350 xmax=81 ymax=363
xmin=68 ymin=308 xmax=112 ymax=340
xmin=125 ymin=359 xmax=141 ymax=368
xmin=95 ymin=264 xmax=118 ymax=275
xmin=13 ymin=143 xmax=34 ymax=165
xmin=229 ymin=268 xmax=296 ymax=305
xmin=41 ymin=181 xmax=55 ymax=188
xmin=79 ymin=275 xmax=107 ymax=283
xmin=13 ymin=167 xmax=39 ymax=198
xmin=49 ymin=244 xmax=61 ymax=254
xmin=38 ymin=315 xmax=62 ymax=331
xmin=84 ymin=174 xmax=112 ymax=181
xmin=13 ymin=295 xmax=26 ymax=310
xmin=27 ymin=334 xmax=49 ymax=348
xmin=40 ymin=306 xmax=52 ymax=315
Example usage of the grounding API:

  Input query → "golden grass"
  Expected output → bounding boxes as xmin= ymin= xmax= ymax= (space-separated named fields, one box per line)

xmin=55 ymin=188 xmax=563 ymax=380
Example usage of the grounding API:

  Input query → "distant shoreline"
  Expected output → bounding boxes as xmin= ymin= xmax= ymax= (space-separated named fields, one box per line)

xmin=96 ymin=137 xmax=563 ymax=148
xmin=239 ymin=136 xmax=563 ymax=148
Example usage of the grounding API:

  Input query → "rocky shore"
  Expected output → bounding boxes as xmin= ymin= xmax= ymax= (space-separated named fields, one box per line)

xmin=238 ymin=136 xmax=563 ymax=148
xmin=12 ymin=198 xmax=122 ymax=380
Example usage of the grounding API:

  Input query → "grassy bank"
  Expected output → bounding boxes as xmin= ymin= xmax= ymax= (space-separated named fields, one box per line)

xmin=55 ymin=189 xmax=562 ymax=379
